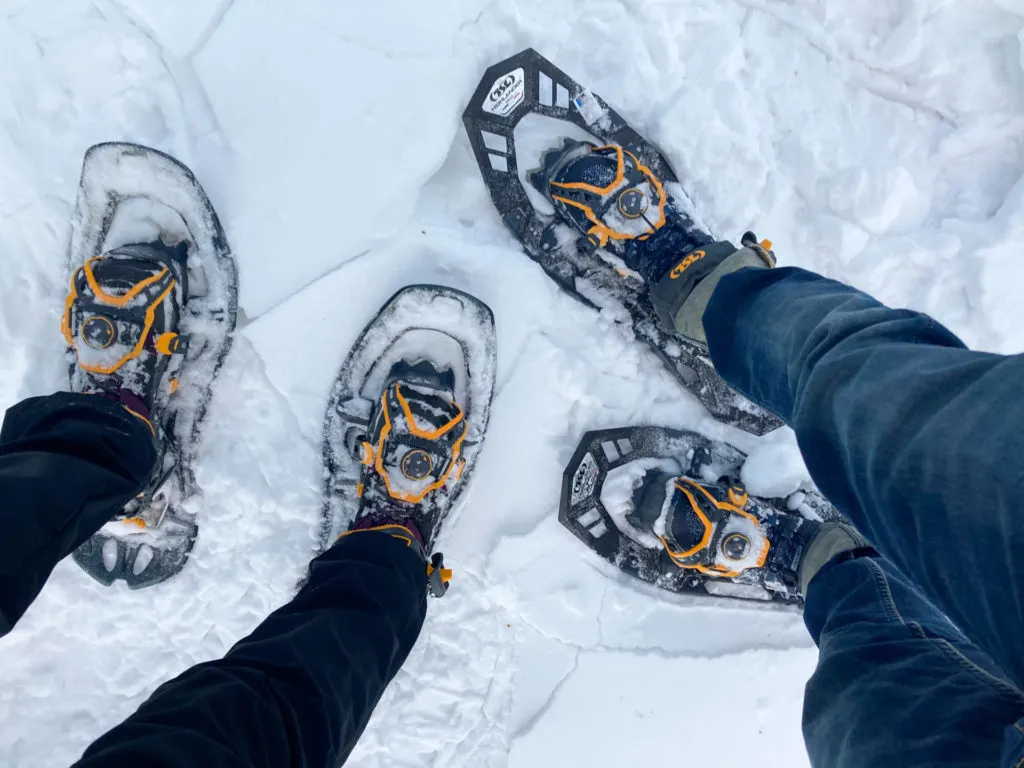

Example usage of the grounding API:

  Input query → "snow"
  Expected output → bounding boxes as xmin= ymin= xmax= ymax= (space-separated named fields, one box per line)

xmin=1 ymin=0 xmax=1023 ymax=766
xmin=509 ymin=647 xmax=815 ymax=766
xmin=741 ymin=430 xmax=812 ymax=500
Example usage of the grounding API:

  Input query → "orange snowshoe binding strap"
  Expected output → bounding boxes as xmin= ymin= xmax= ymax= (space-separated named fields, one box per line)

xmin=630 ymin=472 xmax=771 ymax=580
xmin=63 ymin=242 xmax=189 ymax=424
xmin=629 ymin=468 xmax=832 ymax=593
xmin=538 ymin=140 xmax=669 ymax=249
xmin=345 ymin=360 xmax=469 ymax=597
xmin=530 ymin=138 xmax=714 ymax=282
xmin=362 ymin=380 xmax=467 ymax=507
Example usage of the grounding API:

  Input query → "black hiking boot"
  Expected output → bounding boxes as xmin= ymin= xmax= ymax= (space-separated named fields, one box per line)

xmin=63 ymin=240 xmax=190 ymax=437
xmin=629 ymin=471 xmax=870 ymax=597
xmin=340 ymin=360 xmax=468 ymax=597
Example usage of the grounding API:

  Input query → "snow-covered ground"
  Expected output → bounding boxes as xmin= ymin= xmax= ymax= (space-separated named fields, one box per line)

xmin=2 ymin=0 xmax=1023 ymax=765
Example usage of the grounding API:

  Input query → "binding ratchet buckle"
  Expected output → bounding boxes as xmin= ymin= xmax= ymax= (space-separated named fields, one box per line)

xmin=549 ymin=144 xmax=668 ymax=248
xmin=427 ymin=552 xmax=452 ymax=597
xmin=661 ymin=478 xmax=770 ymax=579
xmin=62 ymin=256 xmax=185 ymax=375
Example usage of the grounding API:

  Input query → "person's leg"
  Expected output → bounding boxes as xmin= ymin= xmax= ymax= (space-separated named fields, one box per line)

xmin=79 ymin=287 xmax=491 ymax=767
xmin=0 ymin=392 xmax=156 ymax=635
xmin=803 ymin=552 xmax=1024 ymax=767
xmin=703 ymin=266 xmax=1024 ymax=689
xmin=74 ymin=528 xmax=427 ymax=768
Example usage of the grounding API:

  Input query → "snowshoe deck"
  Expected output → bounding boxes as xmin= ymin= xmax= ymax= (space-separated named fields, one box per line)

xmin=463 ymin=49 xmax=781 ymax=436
xmin=320 ymin=285 xmax=497 ymax=550
xmin=560 ymin=426 xmax=842 ymax=605
xmin=69 ymin=143 xmax=238 ymax=588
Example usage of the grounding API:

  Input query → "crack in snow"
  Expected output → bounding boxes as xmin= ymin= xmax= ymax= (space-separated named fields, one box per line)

xmin=97 ymin=0 xmax=230 ymax=149
xmin=186 ymin=0 xmax=238 ymax=61
xmin=511 ymin=646 xmax=581 ymax=740
xmin=245 ymin=248 xmax=373 ymax=325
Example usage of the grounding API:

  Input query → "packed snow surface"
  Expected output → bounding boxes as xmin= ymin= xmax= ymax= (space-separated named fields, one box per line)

xmin=2 ymin=0 xmax=1024 ymax=765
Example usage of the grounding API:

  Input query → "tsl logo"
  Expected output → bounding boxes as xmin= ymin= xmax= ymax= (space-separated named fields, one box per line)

xmin=670 ymin=250 xmax=706 ymax=279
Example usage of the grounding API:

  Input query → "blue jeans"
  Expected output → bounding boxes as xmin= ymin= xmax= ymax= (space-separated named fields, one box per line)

xmin=706 ymin=267 xmax=1024 ymax=766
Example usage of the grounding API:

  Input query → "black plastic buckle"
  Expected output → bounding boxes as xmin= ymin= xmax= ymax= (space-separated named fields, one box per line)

xmin=427 ymin=552 xmax=450 ymax=598
xmin=171 ymin=333 xmax=190 ymax=356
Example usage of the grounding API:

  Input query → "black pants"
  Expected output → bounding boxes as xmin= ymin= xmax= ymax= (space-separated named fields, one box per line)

xmin=0 ymin=392 xmax=427 ymax=767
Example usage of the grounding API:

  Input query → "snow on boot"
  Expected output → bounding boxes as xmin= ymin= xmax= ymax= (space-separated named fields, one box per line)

xmin=529 ymin=138 xmax=714 ymax=282
xmin=529 ymin=139 xmax=777 ymax=341
xmin=629 ymin=470 xmax=868 ymax=597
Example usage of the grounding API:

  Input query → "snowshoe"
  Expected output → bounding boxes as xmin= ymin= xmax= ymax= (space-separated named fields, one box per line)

xmin=321 ymin=286 xmax=497 ymax=595
xmin=560 ymin=427 xmax=844 ymax=605
xmin=463 ymin=49 xmax=782 ymax=436
xmin=65 ymin=143 xmax=238 ymax=588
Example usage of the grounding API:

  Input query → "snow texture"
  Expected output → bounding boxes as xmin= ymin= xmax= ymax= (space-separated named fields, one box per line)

xmin=1 ymin=0 xmax=1023 ymax=766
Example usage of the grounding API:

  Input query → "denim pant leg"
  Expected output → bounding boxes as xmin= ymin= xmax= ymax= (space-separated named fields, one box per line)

xmin=705 ymin=267 xmax=1024 ymax=689
xmin=803 ymin=554 xmax=1024 ymax=767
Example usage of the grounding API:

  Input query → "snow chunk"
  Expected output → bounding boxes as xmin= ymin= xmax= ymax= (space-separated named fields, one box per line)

xmin=741 ymin=430 xmax=811 ymax=499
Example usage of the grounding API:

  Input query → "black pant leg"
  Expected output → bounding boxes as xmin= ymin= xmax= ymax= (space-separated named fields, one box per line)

xmin=76 ymin=530 xmax=428 ymax=768
xmin=0 ymin=392 xmax=156 ymax=636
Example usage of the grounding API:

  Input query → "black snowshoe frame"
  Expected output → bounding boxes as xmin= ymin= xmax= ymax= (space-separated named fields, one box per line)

xmin=463 ymin=49 xmax=781 ymax=436
xmin=560 ymin=426 xmax=842 ymax=606
xmin=68 ymin=143 xmax=238 ymax=589
xmin=320 ymin=285 xmax=497 ymax=552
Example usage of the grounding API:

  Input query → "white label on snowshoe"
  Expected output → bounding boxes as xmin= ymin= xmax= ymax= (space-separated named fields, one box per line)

xmin=483 ymin=68 xmax=525 ymax=117
xmin=571 ymin=452 xmax=600 ymax=505
xmin=572 ymin=89 xmax=607 ymax=126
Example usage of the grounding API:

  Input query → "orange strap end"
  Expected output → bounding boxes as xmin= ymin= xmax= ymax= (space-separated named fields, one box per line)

xmin=154 ymin=332 xmax=179 ymax=355
xmin=427 ymin=564 xmax=454 ymax=583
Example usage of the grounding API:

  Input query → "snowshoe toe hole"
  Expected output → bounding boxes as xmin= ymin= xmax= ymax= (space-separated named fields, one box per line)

xmin=101 ymin=539 xmax=120 ymax=572
xmin=133 ymin=545 xmax=155 ymax=576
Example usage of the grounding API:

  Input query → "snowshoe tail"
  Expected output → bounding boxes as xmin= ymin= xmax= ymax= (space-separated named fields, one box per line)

xmin=559 ymin=427 xmax=844 ymax=605
xmin=463 ymin=50 xmax=782 ymax=436
xmin=68 ymin=143 xmax=238 ymax=588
